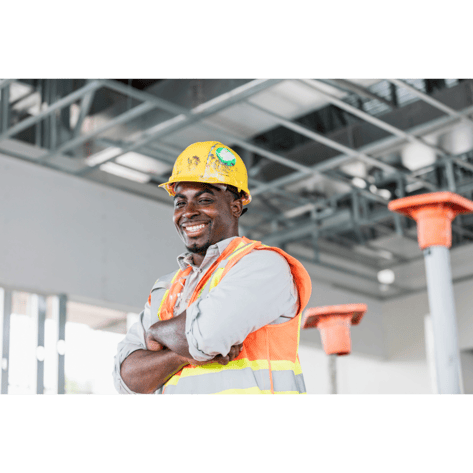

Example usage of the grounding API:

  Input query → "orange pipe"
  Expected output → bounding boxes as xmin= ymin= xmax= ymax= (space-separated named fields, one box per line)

xmin=388 ymin=192 xmax=473 ymax=249
xmin=302 ymin=304 xmax=367 ymax=355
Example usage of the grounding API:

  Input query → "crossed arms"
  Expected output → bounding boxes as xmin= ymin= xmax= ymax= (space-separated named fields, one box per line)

xmin=114 ymin=250 xmax=299 ymax=394
xmin=120 ymin=311 xmax=242 ymax=394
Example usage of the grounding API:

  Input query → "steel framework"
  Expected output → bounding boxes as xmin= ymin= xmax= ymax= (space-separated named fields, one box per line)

xmin=2 ymin=78 xmax=473 ymax=298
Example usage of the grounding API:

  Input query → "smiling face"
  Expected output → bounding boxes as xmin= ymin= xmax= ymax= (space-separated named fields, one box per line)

xmin=173 ymin=182 xmax=243 ymax=264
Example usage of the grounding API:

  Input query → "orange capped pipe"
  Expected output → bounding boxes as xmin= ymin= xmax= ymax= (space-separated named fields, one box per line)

xmin=388 ymin=192 xmax=473 ymax=249
xmin=302 ymin=304 xmax=367 ymax=355
xmin=388 ymin=191 xmax=473 ymax=394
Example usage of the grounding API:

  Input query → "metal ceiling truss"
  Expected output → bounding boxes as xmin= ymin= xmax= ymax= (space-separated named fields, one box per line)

xmin=2 ymin=78 xmax=473 ymax=298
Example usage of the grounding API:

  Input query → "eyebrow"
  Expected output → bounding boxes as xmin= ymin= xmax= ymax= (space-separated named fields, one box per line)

xmin=173 ymin=188 xmax=215 ymax=201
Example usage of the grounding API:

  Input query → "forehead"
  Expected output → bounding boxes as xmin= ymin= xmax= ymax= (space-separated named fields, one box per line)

xmin=174 ymin=181 xmax=224 ymax=196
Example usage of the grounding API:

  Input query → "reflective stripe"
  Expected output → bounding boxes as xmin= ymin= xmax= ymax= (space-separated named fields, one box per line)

xmin=166 ymin=358 xmax=302 ymax=386
xmin=198 ymin=242 xmax=253 ymax=298
xmin=296 ymin=313 xmax=302 ymax=349
xmin=165 ymin=358 xmax=270 ymax=385
xmin=213 ymin=387 xmax=273 ymax=394
xmin=164 ymin=367 xmax=272 ymax=394
xmin=272 ymin=370 xmax=306 ymax=394
xmin=271 ymin=359 xmax=303 ymax=375
xmin=167 ymin=368 xmax=306 ymax=394
xmin=157 ymin=290 xmax=170 ymax=320
xmin=165 ymin=363 xmax=306 ymax=394
xmin=228 ymin=240 xmax=248 ymax=256
xmin=227 ymin=242 xmax=255 ymax=260
xmin=157 ymin=270 xmax=180 ymax=320
xmin=209 ymin=267 xmax=224 ymax=291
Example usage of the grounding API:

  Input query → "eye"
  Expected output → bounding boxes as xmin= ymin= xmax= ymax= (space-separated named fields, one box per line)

xmin=199 ymin=198 xmax=213 ymax=204
xmin=174 ymin=201 xmax=186 ymax=208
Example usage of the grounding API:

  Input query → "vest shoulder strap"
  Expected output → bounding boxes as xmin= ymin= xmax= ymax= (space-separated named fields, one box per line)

xmin=203 ymin=238 xmax=312 ymax=315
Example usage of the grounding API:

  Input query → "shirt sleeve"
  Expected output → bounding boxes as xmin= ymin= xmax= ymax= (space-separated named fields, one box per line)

xmin=185 ymin=249 xmax=299 ymax=361
xmin=112 ymin=288 xmax=165 ymax=395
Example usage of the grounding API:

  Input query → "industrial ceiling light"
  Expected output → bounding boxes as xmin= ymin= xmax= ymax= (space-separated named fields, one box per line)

xmin=377 ymin=189 xmax=392 ymax=200
xmin=116 ymin=152 xmax=171 ymax=176
xmin=351 ymin=177 xmax=367 ymax=188
xmin=401 ymin=141 xmax=437 ymax=171
xmin=99 ymin=162 xmax=150 ymax=183
xmin=86 ymin=147 xmax=123 ymax=167
xmin=283 ymin=202 xmax=318 ymax=219
xmin=377 ymin=269 xmax=395 ymax=285
xmin=8 ymin=81 xmax=33 ymax=103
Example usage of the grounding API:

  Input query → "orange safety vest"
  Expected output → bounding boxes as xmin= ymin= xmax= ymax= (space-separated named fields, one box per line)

xmin=157 ymin=237 xmax=312 ymax=394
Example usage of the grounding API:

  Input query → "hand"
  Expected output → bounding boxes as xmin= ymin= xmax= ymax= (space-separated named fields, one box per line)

xmin=179 ymin=343 xmax=244 ymax=367
xmin=145 ymin=330 xmax=165 ymax=352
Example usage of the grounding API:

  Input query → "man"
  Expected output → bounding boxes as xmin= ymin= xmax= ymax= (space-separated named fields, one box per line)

xmin=113 ymin=141 xmax=312 ymax=394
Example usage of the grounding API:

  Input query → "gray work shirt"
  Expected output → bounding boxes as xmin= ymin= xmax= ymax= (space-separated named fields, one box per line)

xmin=113 ymin=236 xmax=299 ymax=394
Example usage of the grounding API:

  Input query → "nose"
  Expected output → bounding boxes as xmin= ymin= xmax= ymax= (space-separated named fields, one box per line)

xmin=182 ymin=201 xmax=199 ymax=219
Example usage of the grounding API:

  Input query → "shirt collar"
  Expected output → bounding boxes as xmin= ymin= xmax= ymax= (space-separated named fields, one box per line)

xmin=176 ymin=236 xmax=239 ymax=271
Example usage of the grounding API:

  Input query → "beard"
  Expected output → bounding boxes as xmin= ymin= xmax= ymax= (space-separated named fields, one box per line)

xmin=185 ymin=239 xmax=212 ymax=255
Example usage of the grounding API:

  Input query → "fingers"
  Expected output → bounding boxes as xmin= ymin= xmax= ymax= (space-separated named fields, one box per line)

xmin=145 ymin=333 xmax=164 ymax=351
xmin=200 ymin=343 xmax=245 ymax=366
xmin=147 ymin=340 xmax=163 ymax=351
xmin=217 ymin=356 xmax=230 ymax=365
xmin=228 ymin=344 xmax=243 ymax=361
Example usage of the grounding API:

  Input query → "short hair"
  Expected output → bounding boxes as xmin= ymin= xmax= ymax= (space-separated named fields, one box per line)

xmin=226 ymin=184 xmax=244 ymax=201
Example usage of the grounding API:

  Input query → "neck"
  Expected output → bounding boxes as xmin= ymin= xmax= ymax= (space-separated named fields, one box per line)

xmin=192 ymin=252 xmax=205 ymax=267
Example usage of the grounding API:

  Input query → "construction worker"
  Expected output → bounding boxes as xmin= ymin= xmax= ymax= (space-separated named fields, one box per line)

xmin=113 ymin=141 xmax=312 ymax=394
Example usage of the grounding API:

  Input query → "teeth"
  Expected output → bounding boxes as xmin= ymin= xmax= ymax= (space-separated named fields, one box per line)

xmin=186 ymin=224 xmax=205 ymax=232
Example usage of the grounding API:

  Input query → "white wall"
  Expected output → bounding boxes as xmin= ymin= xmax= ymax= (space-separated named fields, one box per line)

xmin=298 ymin=343 xmax=432 ymax=394
xmin=0 ymin=153 xmax=184 ymax=312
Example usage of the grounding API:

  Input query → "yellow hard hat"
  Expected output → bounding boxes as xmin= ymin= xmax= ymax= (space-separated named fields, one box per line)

xmin=159 ymin=141 xmax=252 ymax=205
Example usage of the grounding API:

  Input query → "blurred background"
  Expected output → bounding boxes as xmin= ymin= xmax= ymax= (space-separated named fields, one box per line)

xmin=2 ymin=78 xmax=473 ymax=394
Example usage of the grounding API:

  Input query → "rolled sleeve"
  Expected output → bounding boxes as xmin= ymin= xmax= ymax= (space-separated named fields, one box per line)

xmin=113 ymin=287 xmax=166 ymax=394
xmin=185 ymin=249 xmax=298 ymax=361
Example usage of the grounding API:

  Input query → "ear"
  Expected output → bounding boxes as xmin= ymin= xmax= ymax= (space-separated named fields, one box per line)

xmin=230 ymin=198 xmax=244 ymax=218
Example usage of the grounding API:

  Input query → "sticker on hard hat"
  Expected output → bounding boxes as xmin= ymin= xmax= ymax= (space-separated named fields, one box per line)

xmin=216 ymin=147 xmax=236 ymax=166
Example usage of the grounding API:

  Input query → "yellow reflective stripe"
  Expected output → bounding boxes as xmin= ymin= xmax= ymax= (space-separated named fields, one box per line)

xmin=194 ymin=240 xmax=256 ymax=300
xmin=166 ymin=358 xmax=302 ymax=386
xmin=268 ymin=359 xmax=303 ymax=375
xmin=296 ymin=313 xmax=302 ymax=350
xmin=228 ymin=242 xmax=254 ymax=260
xmin=230 ymin=240 xmax=248 ymax=254
xmin=212 ymin=387 xmax=272 ymax=394
xmin=209 ymin=267 xmax=224 ymax=291
xmin=165 ymin=358 xmax=270 ymax=385
xmin=157 ymin=290 xmax=169 ymax=320
xmin=156 ymin=270 xmax=180 ymax=320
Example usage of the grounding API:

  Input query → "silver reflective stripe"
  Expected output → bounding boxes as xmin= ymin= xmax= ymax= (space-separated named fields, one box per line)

xmin=272 ymin=370 xmax=306 ymax=393
xmin=164 ymin=367 xmax=272 ymax=394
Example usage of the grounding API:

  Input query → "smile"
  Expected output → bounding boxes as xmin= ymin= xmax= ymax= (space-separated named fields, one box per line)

xmin=182 ymin=222 xmax=209 ymax=236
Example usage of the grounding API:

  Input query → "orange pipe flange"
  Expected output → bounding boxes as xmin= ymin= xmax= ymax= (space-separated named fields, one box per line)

xmin=388 ymin=192 xmax=473 ymax=249
xmin=302 ymin=304 xmax=367 ymax=355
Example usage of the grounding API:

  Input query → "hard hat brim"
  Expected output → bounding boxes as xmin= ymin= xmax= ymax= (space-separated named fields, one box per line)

xmin=159 ymin=179 xmax=252 ymax=205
